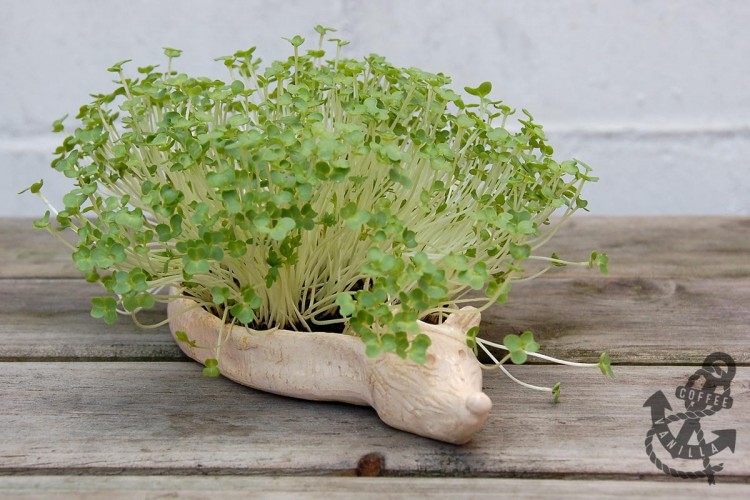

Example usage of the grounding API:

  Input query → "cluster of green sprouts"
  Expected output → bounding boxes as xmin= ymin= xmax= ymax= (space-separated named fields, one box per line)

xmin=26 ymin=26 xmax=612 ymax=397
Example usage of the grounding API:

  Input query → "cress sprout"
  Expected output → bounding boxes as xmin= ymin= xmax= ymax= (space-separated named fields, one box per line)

xmin=25 ymin=27 xmax=612 ymax=395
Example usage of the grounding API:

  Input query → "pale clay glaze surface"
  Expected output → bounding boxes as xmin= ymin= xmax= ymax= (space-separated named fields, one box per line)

xmin=168 ymin=295 xmax=492 ymax=444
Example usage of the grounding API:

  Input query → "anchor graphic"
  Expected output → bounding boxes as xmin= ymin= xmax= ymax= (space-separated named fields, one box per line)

xmin=643 ymin=352 xmax=737 ymax=484
xmin=644 ymin=391 xmax=736 ymax=459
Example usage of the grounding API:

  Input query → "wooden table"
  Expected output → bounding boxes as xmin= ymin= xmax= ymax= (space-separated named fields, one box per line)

xmin=1 ymin=216 xmax=748 ymax=498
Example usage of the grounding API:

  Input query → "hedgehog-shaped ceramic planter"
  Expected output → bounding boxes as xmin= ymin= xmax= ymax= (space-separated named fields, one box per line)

xmin=168 ymin=293 xmax=492 ymax=444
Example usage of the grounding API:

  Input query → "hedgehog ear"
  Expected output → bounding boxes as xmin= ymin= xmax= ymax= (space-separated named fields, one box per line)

xmin=443 ymin=306 xmax=481 ymax=334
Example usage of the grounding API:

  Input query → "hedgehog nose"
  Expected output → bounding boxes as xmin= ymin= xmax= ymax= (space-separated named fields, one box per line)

xmin=466 ymin=392 xmax=492 ymax=416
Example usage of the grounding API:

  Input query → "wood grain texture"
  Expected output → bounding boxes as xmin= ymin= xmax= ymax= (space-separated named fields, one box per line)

xmin=0 ymin=279 xmax=181 ymax=361
xmin=0 ymin=363 xmax=747 ymax=478
xmin=480 ymin=277 xmax=750 ymax=364
xmin=1 ymin=476 xmax=747 ymax=499
xmin=3 ymin=278 xmax=747 ymax=365
xmin=0 ymin=218 xmax=77 ymax=279
xmin=542 ymin=216 xmax=750 ymax=280
xmin=2 ymin=216 xmax=750 ymax=486
xmin=2 ymin=216 xmax=749 ymax=280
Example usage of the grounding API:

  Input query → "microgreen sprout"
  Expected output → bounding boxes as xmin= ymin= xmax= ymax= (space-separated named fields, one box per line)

xmin=26 ymin=28 xmax=609 ymax=381
xmin=476 ymin=333 xmax=615 ymax=403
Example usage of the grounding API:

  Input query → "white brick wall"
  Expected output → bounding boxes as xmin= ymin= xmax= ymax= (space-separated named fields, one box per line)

xmin=3 ymin=0 xmax=749 ymax=215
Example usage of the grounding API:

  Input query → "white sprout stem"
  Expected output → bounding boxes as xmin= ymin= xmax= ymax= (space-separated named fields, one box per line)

xmin=527 ymin=255 xmax=588 ymax=266
xmin=36 ymin=192 xmax=60 ymax=216
xmin=477 ymin=339 xmax=553 ymax=393
xmin=477 ymin=337 xmax=599 ymax=368
xmin=523 ymin=350 xmax=599 ymax=367
xmin=509 ymin=265 xmax=551 ymax=283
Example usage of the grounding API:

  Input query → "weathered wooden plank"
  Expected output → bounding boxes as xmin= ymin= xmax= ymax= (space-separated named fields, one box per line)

xmin=480 ymin=277 xmax=750 ymax=365
xmin=0 ymin=363 xmax=747 ymax=478
xmin=0 ymin=279 xmax=181 ymax=361
xmin=543 ymin=216 xmax=750 ymax=280
xmin=2 ymin=278 xmax=748 ymax=365
xmin=0 ymin=476 xmax=747 ymax=499
xmin=2 ymin=216 xmax=749 ymax=280
xmin=0 ymin=218 xmax=77 ymax=279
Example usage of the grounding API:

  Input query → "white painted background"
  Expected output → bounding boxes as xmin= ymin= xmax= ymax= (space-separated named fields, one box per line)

xmin=3 ymin=0 xmax=749 ymax=216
